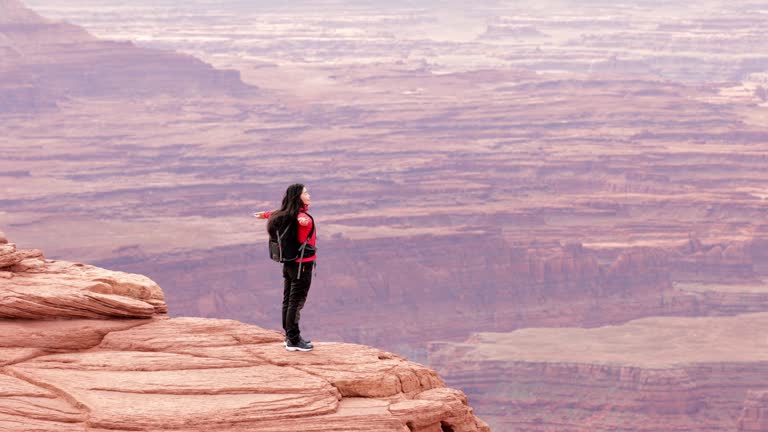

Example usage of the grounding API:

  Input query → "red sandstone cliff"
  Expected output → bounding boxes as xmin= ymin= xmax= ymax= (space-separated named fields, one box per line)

xmin=0 ymin=230 xmax=489 ymax=432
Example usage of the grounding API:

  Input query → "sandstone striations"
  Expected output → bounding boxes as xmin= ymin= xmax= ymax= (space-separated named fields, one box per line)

xmin=0 ymin=232 xmax=488 ymax=432
xmin=0 ymin=240 xmax=166 ymax=319
xmin=429 ymin=313 xmax=768 ymax=431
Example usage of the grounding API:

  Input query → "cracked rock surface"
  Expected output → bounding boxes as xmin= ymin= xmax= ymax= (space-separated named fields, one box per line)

xmin=0 ymin=231 xmax=489 ymax=431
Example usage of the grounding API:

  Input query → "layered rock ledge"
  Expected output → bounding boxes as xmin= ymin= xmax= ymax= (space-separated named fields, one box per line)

xmin=0 ymin=230 xmax=488 ymax=431
xmin=429 ymin=313 xmax=768 ymax=431
xmin=1 ymin=235 xmax=166 ymax=319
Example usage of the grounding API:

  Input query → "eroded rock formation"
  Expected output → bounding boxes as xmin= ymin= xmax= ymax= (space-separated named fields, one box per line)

xmin=0 ymin=240 xmax=165 ymax=319
xmin=0 ymin=232 xmax=488 ymax=432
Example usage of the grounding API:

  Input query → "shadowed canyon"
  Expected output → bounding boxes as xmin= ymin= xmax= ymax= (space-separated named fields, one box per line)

xmin=2 ymin=0 xmax=768 ymax=430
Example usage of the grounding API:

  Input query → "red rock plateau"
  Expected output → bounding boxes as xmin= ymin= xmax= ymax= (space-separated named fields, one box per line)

xmin=428 ymin=313 xmax=768 ymax=431
xmin=0 ymin=231 xmax=489 ymax=431
xmin=2 ymin=1 xmax=768 ymax=430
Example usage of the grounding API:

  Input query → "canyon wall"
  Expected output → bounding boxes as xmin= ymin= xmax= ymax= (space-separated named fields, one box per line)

xmin=429 ymin=314 xmax=768 ymax=431
xmin=96 ymin=234 xmax=768 ymax=359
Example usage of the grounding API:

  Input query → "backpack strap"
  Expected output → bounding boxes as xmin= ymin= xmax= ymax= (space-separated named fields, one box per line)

xmin=275 ymin=225 xmax=291 ymax=262
xmin=297 ymin=213 xmax=315 ymax=278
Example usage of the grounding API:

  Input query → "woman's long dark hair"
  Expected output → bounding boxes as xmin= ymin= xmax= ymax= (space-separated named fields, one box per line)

xmin=267 ymin=183 xmax=305 ymax=236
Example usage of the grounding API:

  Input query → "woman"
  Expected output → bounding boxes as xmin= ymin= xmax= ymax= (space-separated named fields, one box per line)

xmin=254 ymin=184 xmax=316 ymax=352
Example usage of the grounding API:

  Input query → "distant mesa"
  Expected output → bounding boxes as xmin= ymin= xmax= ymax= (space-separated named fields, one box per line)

xmin=0 ymin=0 xmax=95 ymax=47
xmin=0 ymin=0 xmax=48 ymax=25
xmin=0 ymin=0 xmax=254 ymax=113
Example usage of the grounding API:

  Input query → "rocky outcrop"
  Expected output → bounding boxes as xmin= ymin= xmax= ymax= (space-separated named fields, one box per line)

xmin=1 ymin=318 xmax=489 ymax=432
xmin=672 ymin=237 xmax=760 ymax=281
xmin=1 ymin=241 xmax=166 ymax=319
xmin=0 ymin=233 xmax=488 ymax=432
xmin=429 ymin=313 xmax=768 ymax=431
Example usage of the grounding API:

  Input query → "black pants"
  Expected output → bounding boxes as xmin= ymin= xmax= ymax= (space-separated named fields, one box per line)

xmin=282 ymin=261 xmax=313 ymax=343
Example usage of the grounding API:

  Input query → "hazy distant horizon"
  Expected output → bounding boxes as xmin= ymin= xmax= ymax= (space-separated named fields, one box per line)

xmin=22 ymin=0 xmax=768 ymax=81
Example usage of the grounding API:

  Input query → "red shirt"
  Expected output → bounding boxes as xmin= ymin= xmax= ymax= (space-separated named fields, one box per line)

xmin=264 ymin=206 xmax=316 ymax=263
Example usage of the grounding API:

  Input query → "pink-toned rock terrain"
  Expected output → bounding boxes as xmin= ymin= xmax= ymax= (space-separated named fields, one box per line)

xmin=2 ymin=1 xmax=768 ymax=430
xmin=0 ymin=230 xmax=489 ymax=431
xmin=0 ymin=232 xmax=165 ymax=319
xmin=429 ymin=313 xmax=768 ymax=431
